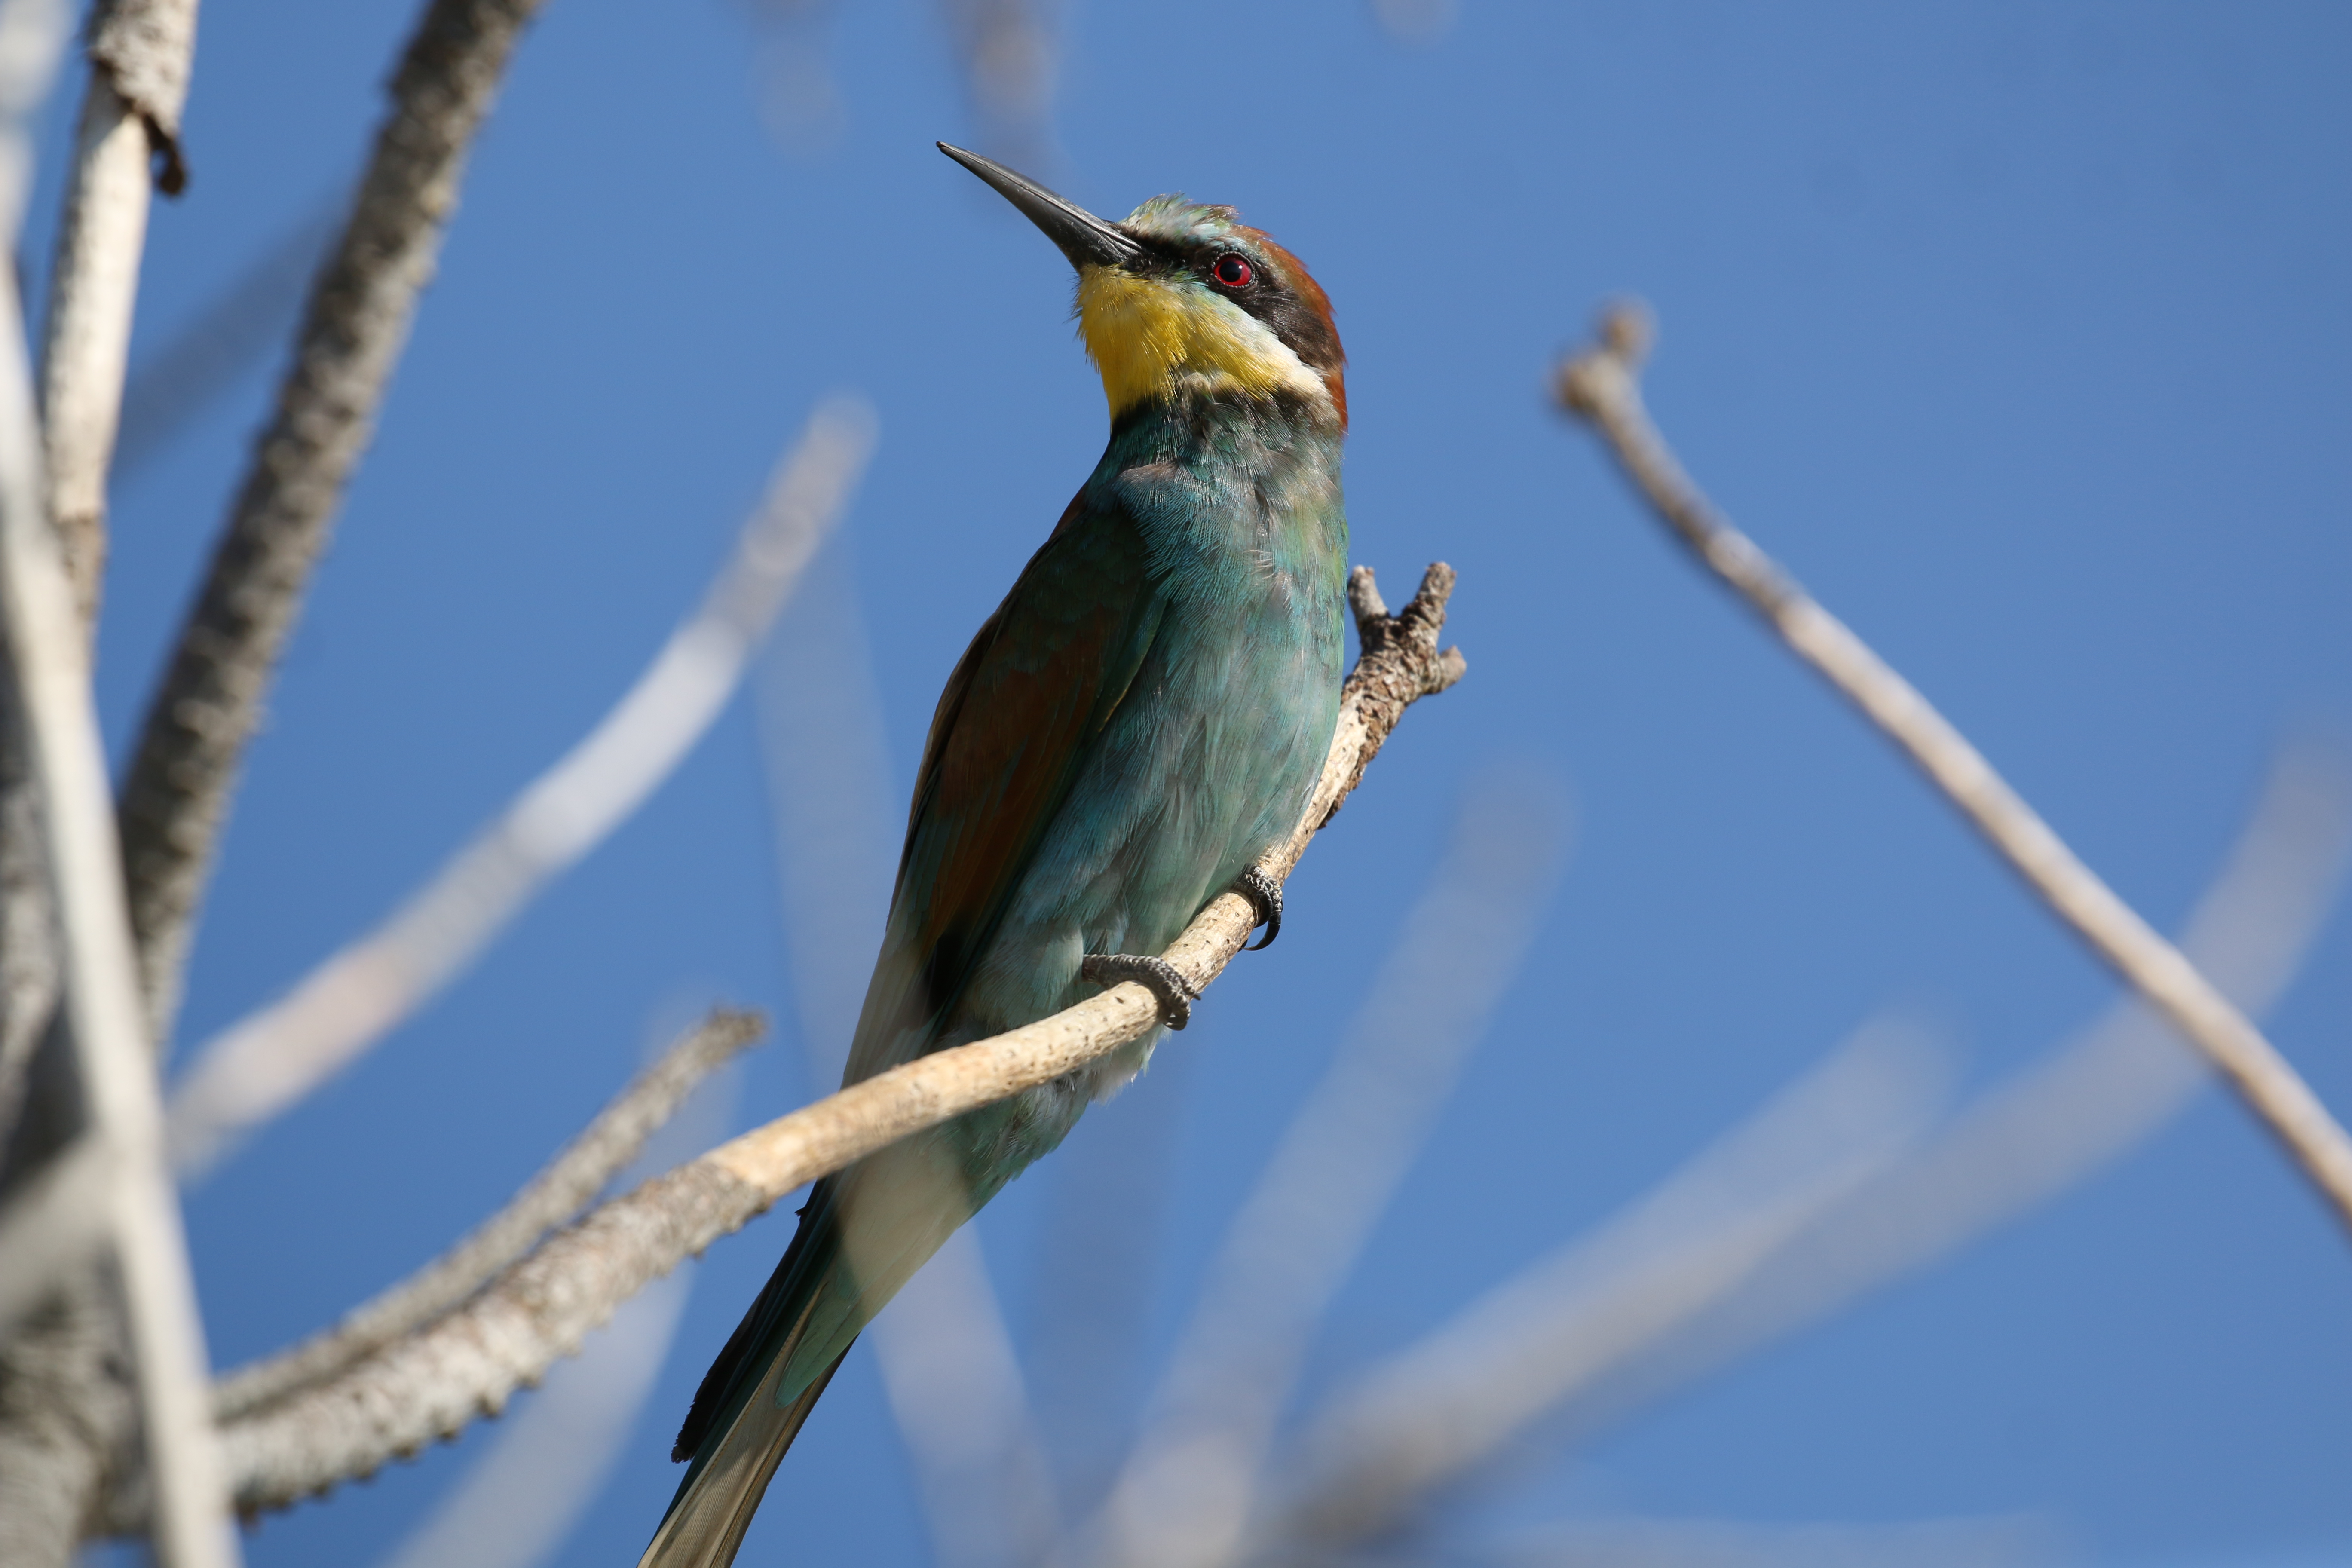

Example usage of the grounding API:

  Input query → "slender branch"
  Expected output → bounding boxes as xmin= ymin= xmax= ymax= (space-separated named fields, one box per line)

xmin=1555 ymin=301 xmax=2352 ymax=1236
xmin=370 ymin=1049 xmax=738 ymax=1568
xmin=1273 ymin=739 xmax=2350 ymax=1556
xmin=0 ymin=113 xmax=235 ymax=1568
xmin=1093 ymin=767 xmax=1568 ymax=1568
xmin=150 ymin=562 xmax=1464 ymax=1522
xmin=163 ymin=400 xmax=874 ymax=1177
xmin=211 ymin=1008 xmax=762 ymax=1421
xmin=114 ymin=0 xmax=550 ymax=1053
xmin=38 ymin=0 xmax=201 ymax=628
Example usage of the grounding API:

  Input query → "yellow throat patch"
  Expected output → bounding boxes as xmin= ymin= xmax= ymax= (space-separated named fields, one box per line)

xmin=1076 ymin=266 xmax=1326 ymax=419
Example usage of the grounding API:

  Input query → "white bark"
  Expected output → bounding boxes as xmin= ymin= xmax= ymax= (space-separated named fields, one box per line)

xmin=0 ymin=209 xmax=235 ymax=1568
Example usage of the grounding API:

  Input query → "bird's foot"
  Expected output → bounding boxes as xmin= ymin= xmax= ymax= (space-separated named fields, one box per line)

xmin=1232 ymin=867 xmax=1283 ymax=951
xmin=1081 ymin=953 xmax=1200 ymax=1030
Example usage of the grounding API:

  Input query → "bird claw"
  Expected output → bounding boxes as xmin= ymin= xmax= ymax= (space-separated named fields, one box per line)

xmin=1232 ymin=867 xmax=1283 ymax=951
xmin=1081 ymin=953 xmax=1200 ymax=1030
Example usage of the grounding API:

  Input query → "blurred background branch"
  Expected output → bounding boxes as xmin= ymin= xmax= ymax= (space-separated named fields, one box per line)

xmin=369 ymin=1028 xmax=744 ymax=1568
xmin=1557 ymin=303 xmax=2352 ymax=1238
xmin=212 ymin=1007 xmax=761 ymax=1421
xmin=115 ymin=0 xmax=554 ymax=1052
xmin=163 ymin=399 xmax=875 ymax=1178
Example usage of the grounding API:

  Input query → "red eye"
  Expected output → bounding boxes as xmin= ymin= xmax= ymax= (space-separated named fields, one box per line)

xmin=1211 ymin=253 xmax=1253 ymax=288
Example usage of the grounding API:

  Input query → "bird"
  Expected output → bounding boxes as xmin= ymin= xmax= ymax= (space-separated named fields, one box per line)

xmin=639 ymin=142 xmax=1351 ymax=1567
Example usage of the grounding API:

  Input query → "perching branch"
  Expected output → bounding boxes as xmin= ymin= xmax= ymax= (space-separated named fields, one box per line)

xmin=165 ymin=562 xmax=1463 ymax=1521
xmin=211 ymin=1008 xmax=762 ymax=1421
xmin=0 ymin=69 xmax=234 ymax=1568
xmin=163 ymin=400 xmax=874 ymax=1177
xmin=114 ymin=0 xmax=549 ymax=1052
xmin=38 ymin=0 xmax=200 ymax=628
xmin=1555 ymin=301 xmax=2352 ymax=1238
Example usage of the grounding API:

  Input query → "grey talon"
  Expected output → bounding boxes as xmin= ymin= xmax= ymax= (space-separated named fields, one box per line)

xmin=1234 ymin=867 xmax=1283 ymax=951
xmin=1081 ymin=953 xmax=1199 ymax=1030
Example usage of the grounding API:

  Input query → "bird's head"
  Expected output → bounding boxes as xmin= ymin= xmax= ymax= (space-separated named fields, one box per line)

xmin=941 ymin=143 xmax=1346 ymax=430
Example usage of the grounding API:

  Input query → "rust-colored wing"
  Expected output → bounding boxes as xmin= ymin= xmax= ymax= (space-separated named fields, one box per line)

xmin=845 ymin=491 xmax=1164 ymax=1081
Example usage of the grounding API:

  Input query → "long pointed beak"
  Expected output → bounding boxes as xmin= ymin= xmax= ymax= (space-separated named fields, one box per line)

xmin=938 ymin=142 xmax=1145 ymax=271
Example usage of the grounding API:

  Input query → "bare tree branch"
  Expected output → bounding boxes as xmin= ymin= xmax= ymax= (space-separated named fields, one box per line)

xmin=1093 ymin=767 xmax=1570 ymax=1568
xmin=114 ymin=0 xmax=551 ymax=1053
xmin=38 ymin=0 xmax=201 ymax=628
xmin=0 ymin=1134 xmax=112 ymax=1336
xmin=1274 ymin=738 xmax=2348 ymax=1558
xmin=141 ymin=562 xmax=1464 ymax=1523
xmin=370 ymin=1044 xmax=740 ymax=1568
xmin=163 ymin=399 xmax=874 ymax=1177
xmin=211 ymin=1008 xmax=763 ymax=1421
xmin=0 ymin=25 xmax=232 ymax=1561
xmin=0 ymin=0 xmax=73 ymax=1213
xmin=1522 ymin=739 xmax=2352 ymax=1443
xmin=1555 ymin=301 xmax=2352 ymax=1237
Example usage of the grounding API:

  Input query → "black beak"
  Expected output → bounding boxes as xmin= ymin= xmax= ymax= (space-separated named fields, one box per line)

xmin=938 ymin=142 xmax=1145 ymax=271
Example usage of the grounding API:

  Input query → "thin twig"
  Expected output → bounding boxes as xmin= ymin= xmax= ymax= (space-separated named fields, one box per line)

xmin=1093 ymin=767 xmax=1569 ymax=1568
xmin=38 ymin=0 xmax=201 ymax=628
xmin=1555 ymin=301 xmax=2352 ymax=1236
xmin=114 ymin=0 xmax=551 ymax=1053
xmin=211 ymin=1008 xmax=762 ymax=1421
xmin=163 ymin=401 xmax=874 ymax=1177
xmin=0 ymin=77 xmax=234 ymax=1568
xmin=137 ymin=563 xmax=1463 ymax=1523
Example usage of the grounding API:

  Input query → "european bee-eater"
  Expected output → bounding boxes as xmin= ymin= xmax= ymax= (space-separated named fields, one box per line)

xmin=640 ymin=144 xmax=1351 ymax=1566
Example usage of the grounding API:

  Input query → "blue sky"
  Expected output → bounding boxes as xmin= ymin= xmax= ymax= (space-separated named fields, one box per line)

xmin=44 ymin=2 xmax=2352 ymax=1564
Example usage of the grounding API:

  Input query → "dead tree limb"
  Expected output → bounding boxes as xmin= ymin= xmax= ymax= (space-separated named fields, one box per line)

xmin=212 ymin=1009 xmax=762 ymax=1421
xmin=39 ymin=0 xmax=200 ymax=628
xmin=0 ymin=141 xmax=235 ymax=1568
xmin=1555 ymin=301 xmax=2352 ymax=1238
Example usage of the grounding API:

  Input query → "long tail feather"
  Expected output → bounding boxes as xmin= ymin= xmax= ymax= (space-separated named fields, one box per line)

xmin=638 ymin=1344 xmax=848 ymax=1568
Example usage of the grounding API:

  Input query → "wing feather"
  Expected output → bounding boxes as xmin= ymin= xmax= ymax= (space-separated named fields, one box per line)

xmin=847 ymin=490 xmax=1161 ymax=1081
